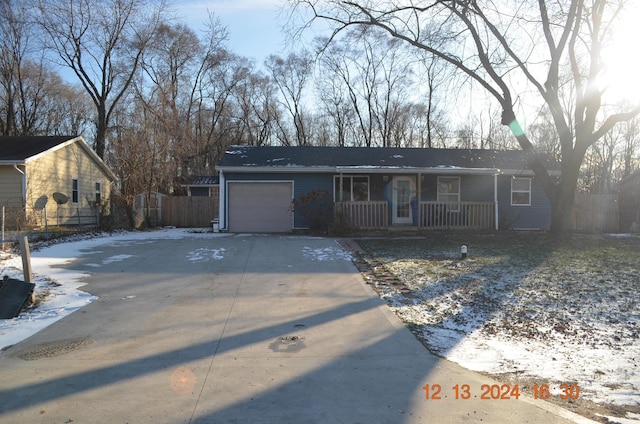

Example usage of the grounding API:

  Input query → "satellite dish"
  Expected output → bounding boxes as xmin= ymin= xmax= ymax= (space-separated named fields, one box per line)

xmin=34 ymin=195 xmax=48 ymax=211
xmin=53 ymin=192 xmax=69 ymax=205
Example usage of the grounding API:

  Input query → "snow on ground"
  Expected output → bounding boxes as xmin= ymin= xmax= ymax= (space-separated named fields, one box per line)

xmin=357 ymin=235 xmax=640 ymax=421
xmin=0 ymin=228 xmax=231 ymax=351
xmin=187 ymin=247 xmax=226 ymax=262
xmin=0 ymin=230 xmax=352 ymax=352
xmin=303 ymin=244 xmax=353 ymax=261
xmin=598 ymin=413 xmax=640 ymax=424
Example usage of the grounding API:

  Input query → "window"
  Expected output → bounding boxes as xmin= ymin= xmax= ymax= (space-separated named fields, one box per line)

xmin=95 ymin=182 xmax=102 ymax=205
xmin=511 ymin=177 xmax=531 ymax=206
xmin=334 ymin=176 xmax=370 ymax=201
xmin=437 ymin=176 xmax=460 ymax=203
xmin=72 ymin=179 xmax=79 ymax=203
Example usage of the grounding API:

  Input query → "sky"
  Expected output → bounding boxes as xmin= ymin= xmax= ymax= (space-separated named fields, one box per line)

xmin=174 ymin=0 xmax=294 ymax=66
xmin=170 ymin=0 xmax=640 ymax=129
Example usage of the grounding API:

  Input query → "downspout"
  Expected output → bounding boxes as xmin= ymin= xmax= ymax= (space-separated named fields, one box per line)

xmin=417 ymin=172 xmax=422 ymax=228
xmin=13 ymin=164 xmax=26 ymax=207
xmin=494 ymin=173 xmax=499 ymax=230
xmin=219 ymin=170 xmax=226 ymax=230
xmin=338 ymin=172 xmax=344 ymax=226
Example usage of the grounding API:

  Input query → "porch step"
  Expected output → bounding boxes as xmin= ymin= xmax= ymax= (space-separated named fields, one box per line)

xmin=388 ymin=226 xmax=419 ymax=233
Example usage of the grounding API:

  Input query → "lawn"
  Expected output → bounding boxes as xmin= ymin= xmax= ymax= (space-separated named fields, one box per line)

xmin=355 ymin=232 xmax=640 ymax=423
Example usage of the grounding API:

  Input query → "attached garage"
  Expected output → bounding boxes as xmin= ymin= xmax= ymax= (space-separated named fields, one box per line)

xmin=227 ymin=181 xmax=293 ymax=232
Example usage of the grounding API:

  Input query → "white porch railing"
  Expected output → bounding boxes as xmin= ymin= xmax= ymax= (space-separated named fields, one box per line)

xmin=418 ymin=201 xmax=495 ymax=229
xmin=335 ymin=201 xmax=389 ymax=230
xmin=334 ymin=201 xmax=495 ymax=230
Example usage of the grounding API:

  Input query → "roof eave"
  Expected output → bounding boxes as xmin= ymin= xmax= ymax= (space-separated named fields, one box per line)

xmin=216 ymin=165 xmax=337 ymax=173
xmin=336 ymin=166 xmax=500 ymax=175
xmin=217 ymin=165 xmax=501 ymax=175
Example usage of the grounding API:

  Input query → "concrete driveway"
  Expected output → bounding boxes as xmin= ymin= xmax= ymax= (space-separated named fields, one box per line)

xmin=0 ymin=234 xmax=589 ymax=423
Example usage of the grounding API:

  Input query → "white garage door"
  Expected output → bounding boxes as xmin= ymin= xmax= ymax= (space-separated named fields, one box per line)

xmin=228 ymin=182 xmax=293 ymax=232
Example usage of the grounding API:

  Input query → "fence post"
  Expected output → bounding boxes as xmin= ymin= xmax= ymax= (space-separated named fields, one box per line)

xmin=19 ymin=235 xmax=35 ymax=304
xmin=19 ymin=236 xmax=33 ymax=283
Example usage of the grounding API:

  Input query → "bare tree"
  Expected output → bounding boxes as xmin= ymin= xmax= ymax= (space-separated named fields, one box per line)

xmin=35 ymin=0 xmax=164 ymax=158
xmin=291 ymin=0 xmax=640 ymax=232
xmin=265 ymin=50 xmax=314 ymax=146
xmin=235 ymin=71 xmax=280 ymax=146
xmin=622 ymin=118 xmax=640 ymax=177
xmin=0 ymin=0 xmax=89 ymax=136
xmin=315 ymin=51 xmax=355 ymax=147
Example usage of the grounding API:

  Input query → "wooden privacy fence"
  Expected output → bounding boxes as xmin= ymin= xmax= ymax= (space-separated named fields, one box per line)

xmin=573 ymin=192 xmax=618 ymax=233
xmin=162 ymin=196 xmax=219 ymax=228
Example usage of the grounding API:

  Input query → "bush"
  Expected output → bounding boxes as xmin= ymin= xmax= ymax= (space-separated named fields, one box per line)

xmin=293 ymin=189 xmax=334 ymax=233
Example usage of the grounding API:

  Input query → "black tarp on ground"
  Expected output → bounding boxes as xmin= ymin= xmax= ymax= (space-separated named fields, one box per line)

xmin=0 ymin=278 xmax=35 ymax=319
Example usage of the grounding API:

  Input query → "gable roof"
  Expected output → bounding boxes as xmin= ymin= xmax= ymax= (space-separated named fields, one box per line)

xmin=0 ymin=135 xmax=117 ymax=181
xmin=217 ymin=145 xmax=556 ymax=175
xmin=0 ymin=136 xmax=75 ymax=161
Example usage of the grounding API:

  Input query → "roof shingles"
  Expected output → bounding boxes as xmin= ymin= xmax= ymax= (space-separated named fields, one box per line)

xmin=0 ymin=136 xmax=78 ymax=161
xmin=217 ymin=145 xmax=552 ymax=171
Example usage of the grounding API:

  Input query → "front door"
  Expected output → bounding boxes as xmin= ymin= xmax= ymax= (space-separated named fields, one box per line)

xmin=392 ymin=176 xmax=415 ymax=225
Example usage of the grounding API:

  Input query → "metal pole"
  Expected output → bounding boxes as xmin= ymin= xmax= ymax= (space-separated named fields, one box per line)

xmin=494 ymin=174 xmax=499 ymax=230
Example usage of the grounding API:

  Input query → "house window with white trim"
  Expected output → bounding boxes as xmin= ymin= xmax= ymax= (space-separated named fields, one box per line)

xmin=511 ymin=177 xmax=531 ymax=206
xmin=334 ymin=176 xmax=370 ymax=201
xmin=72 ymin=179 xmax=79 ymax=203
xmin=95 ymin=182 xmax=102 ymax=205
xmin=437 ymin=176 xmax=460 ymax=203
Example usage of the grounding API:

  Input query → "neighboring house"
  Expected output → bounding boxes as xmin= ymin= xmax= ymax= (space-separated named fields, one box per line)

xmin=0 ymin=135 xmax=117 ymax=229
xmin=619 ymin=170 xmax=640 ymax=232
xmin=216 ymin=145 xmax=556 ymax=233
xmin=181 ymin=175 xmax=220 ymax=197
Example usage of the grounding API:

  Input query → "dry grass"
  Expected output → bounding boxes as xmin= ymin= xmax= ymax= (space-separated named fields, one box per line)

xmin=356 ymin=232 xmax=640 ymax=423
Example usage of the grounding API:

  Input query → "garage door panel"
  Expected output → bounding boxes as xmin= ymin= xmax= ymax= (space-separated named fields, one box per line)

xmin=228 ymin=182 xmax=293 ymax=232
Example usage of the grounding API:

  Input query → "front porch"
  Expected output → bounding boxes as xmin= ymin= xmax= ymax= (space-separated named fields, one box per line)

xmin=335 ymin=201 xmax=497 ymax=230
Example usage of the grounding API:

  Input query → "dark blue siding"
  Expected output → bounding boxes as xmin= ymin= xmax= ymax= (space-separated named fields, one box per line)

xmin=497 ymin=176 xmax=551 ymax=230
xmin=223 ymin=171 xmax=552 ymax=230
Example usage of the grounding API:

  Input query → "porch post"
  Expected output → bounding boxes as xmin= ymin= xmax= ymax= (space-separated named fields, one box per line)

xmin=494 ymin=173 xmax=499 ymax=230
xmin=417 ymin=172 xmax=422 ymax=227
xmin=339 ymin=173 xmax=344 ymax=202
